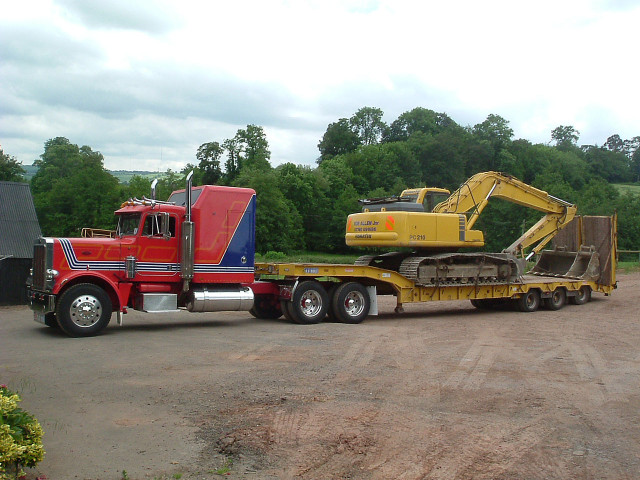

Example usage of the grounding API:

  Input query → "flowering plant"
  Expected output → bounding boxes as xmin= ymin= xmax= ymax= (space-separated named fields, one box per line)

xmin=0 ymin=384 xmax=45 ymax=479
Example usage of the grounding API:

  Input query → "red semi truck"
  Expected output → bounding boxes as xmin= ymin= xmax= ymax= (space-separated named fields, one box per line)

xmin=27 ymin=173 xmax=280 ymax=336
xmin=27 ymin=174 xmax=617 ymax=337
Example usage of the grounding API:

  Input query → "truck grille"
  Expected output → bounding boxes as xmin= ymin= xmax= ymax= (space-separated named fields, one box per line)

xmin=33 ymin=243 xmax=47 ymax=290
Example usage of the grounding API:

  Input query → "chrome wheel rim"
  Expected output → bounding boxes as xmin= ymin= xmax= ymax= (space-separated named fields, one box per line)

xmin=344 ymin=291 xmax=365 ymax=317
xmin=300 ymin=291 xmax=323 ymax=317
xmin=70 ymin=294 xmax=102 ymax=327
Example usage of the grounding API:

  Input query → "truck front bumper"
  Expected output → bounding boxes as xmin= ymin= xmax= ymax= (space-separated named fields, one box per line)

xmin=27 ymin=288 xmax=56 ymax=315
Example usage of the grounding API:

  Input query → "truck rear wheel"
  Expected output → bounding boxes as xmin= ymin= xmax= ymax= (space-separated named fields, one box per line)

xmin=290 ymin=280 xmax=328 ymax=324
xmin=249 ymin=294 xmax=283 ymax=319
xmin=517 ymin=289 xmax=540 ymax=312
xmin=56 ymin=283 xmax=112 ymax=337
xmin=331 ymin=282 xmax=370 ymax=324
xmin=280 ymin=300 xmax=296 ymax=322
xmin=570 ymin=286 xmax=591 ymax=305
xmin=544 ymin=288 xmax=566 ymax=310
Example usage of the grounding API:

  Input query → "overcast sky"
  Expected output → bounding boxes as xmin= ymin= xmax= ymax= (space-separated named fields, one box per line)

xmin=1 ymin=0 xmax=638 ymax=172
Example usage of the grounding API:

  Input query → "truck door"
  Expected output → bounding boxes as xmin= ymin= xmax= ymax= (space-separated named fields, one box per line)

xmin=135 ymin=212 xmax=180 ymax=280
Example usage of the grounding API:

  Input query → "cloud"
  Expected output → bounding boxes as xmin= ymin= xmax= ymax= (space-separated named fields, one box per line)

xmin=55 ymin=0 xmax=183 ymax=34
xmin=0 ymin=0 xmax=638 ymax=172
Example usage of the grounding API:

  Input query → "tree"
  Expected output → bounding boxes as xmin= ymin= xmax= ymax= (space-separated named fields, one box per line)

xmin=238 ymin=124 xmax=271 ymax=171
xmin=0 ymin=148 xmax=25 ymax=182
xmin=222 ymin=125 xmax=272 ymax=183
xmin=604 ymin=134 xmax=624 ymax=153
xmin=551 ymin=125 xmax=580 ymax=149
xmin=196 ymin=141 xmax=223 ymax=185
xmin=349 ymin=107 xmax=387 ymax=145
xmin=235 ymin=168 xmax=303 ymax=253
xmin=222 ymin=136 xmax=242 ymax=184
xmin=472 ymin=114 xmax=514 ymax=159
xmin=31 ymin=137 xmax=120 ymax=236
xmin=317 ymin=118 xmax=360 ymax=162
xmin=385 ymin=107 xmax=442 ymax=142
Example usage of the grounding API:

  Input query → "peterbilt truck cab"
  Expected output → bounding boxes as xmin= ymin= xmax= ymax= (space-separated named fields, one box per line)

xmin=27 ymin=174 xmax=258 ymax=337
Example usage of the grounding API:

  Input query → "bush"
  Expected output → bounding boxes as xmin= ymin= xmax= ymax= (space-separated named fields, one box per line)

xmin=0 ymin=385 xmax=45 ymax=479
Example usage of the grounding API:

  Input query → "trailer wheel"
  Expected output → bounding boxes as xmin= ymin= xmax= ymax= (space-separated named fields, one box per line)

xmin=290 ymin=280 xmax=328 ymax=324
xmin=570 ymin=286 xmax=591 ymax=305
xmin=517 ymin=289 xmax=540 ymax=312
xmin=544 ymin=288 xmax=566 ymax=310
xmin=331 ymin=282 xmax=370 ymax=324
xmin=249 ymin=294 xmax=283 ymax=319
xmin=56 ymin=283 xmax=112 ymax=337
xmin=325 ymin=284 xmax=339 ymax=321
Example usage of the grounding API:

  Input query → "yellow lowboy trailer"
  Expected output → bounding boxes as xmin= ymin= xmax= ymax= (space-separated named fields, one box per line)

xmin=252 ymin=215 xmax=616 ymax=325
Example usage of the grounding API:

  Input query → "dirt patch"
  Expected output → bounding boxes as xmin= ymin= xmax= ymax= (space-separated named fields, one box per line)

xmin=2 ymin=273 xmax=639 ymax=479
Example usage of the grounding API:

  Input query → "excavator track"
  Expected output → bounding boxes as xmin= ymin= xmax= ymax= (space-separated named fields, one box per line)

xmin=398 ymin=253 xmax=525 ymax=287
xmin=356 ymin=252 xmax=525 ymax=287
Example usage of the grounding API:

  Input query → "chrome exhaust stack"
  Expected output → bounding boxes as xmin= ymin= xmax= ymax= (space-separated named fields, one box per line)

xmin=181 ymin=171 xmax=195 ymax=291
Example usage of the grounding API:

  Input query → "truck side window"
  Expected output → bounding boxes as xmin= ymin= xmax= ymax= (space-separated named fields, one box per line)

xmin=143 ymin=214 xmax=176 ymax=237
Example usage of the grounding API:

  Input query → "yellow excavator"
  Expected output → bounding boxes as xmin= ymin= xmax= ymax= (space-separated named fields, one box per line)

xmin=345 ymin=171 xmax=579 ymax=286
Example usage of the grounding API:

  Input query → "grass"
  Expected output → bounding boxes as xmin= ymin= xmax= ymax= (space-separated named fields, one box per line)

xmin=617 ymin=260 xmax=640 ymax=273
xmin=255 ymin=251 xmax=360 ymax=264
xmin=613 ymin=183 xmax=640 ymax=195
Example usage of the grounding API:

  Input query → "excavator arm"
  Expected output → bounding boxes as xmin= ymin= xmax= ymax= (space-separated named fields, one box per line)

xmin=432 ymin=172 xmax=577 ymax=258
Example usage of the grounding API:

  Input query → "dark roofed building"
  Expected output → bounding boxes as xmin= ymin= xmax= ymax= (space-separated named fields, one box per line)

xmin=0 ymin=181 xmax=42 ymax=304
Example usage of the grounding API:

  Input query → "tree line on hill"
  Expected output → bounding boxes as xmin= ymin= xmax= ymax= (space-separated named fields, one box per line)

xmin=1 ymin=106 xmax=639 ymax=254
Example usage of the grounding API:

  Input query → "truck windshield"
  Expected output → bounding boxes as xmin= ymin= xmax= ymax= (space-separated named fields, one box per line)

xmin=116 ymin=214 xmax=141 ymax=236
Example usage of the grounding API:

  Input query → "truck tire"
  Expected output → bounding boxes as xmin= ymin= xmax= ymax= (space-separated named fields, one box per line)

xmin=544 ymin=288 xmax=566 ymax=310
xmin=56 ymin=283 xmax=112 ymax=337
xmin=517 ymin=289 xmax=540 ymax=312
xmin=570 ymin=286 xmax=591 ymax=305
xmin=280 ymin=300 xmax=296 ymax=323
xmin=331 ymin=282 xmax=370 ymax=324
xmin=290 ymin=280 xmax=328 ymax=325
xmin=249 ymin=294 xmax=283 ymax=319
xmin=325 ymin=284 xmax=339 ymax=322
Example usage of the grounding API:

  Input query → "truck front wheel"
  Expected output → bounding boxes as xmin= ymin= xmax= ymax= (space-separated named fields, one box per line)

xmin=56 ymin=283 xmax=113 ymax=337
xmin=290 ymin=280 xmax=328 ymax=325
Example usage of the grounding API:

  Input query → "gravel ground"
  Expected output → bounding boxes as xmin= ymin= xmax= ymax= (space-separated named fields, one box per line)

xmin=1 ymin=272 xmax=639 ymax=479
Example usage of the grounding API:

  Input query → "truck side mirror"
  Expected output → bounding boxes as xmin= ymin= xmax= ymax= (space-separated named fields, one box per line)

xmin=160 ymin=212 xmax=171 ymax=239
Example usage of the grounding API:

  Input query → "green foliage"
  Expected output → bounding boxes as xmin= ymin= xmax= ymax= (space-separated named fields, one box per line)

xmin=317 ymin=118 xmax=360 ymax=162
xmin=196 ymin=142 xmax=223 ymax=185
xmin=235 ymin=168 xmax=304 ymax=253
xmin=0 ymin=385 xmax=45 ymax=479
xmin=31 ymin=137 xmax=121 ymax=236
xmin=0 ymin=149 xmax=26 ymax=182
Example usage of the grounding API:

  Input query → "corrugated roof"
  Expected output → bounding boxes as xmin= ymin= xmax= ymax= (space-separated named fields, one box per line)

xmin=0 ymin=181 xmax=42 ymax=258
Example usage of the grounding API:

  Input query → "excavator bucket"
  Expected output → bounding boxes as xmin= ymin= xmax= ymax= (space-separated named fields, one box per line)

xmin=530 ymin=245 xmax=600 ymax=281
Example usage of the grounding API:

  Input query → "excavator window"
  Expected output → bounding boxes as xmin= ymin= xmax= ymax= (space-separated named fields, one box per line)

xmin=424 ymin=192 xmax=449 ymax=212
